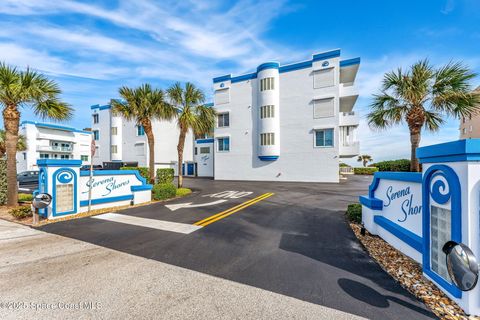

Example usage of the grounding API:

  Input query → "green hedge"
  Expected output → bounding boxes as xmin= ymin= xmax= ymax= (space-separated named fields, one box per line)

xmin=346 ymin=203 xmax=362 ymax=223
xmin=370 ymin=159 xmax=410 ymax=172
xmin=0 ymin=160 xmax=5 ymax=205
xmin=354 ymin=167 xmax=379 ymax=175
xmin=121 ymin=166 xmax=149 ymax=180
xmin=152 ymin=183 xmax=177 ymax=200
xmin=18 ymin=193 xmax=33 ymax=202
xmin=176 ymin=188 xmax=192 ymax=197
xmin=157 ymin=168 xmax=174 ymax=184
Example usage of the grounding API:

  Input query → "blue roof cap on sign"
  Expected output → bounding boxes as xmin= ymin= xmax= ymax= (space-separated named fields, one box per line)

xmin=417 ymin=139 xmax=480 ymax=163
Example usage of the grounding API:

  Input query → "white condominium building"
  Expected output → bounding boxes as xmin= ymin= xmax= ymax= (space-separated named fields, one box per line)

xmin=90 ymin=104 xmax=194 ymax=174
xmin=212 ymin=49 xmax=360 ymax=182
xmin=16 ymin=121 xmax=92 ymax=172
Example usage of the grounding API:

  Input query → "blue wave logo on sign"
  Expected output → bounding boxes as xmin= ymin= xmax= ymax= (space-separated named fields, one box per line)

xmin=220 ymin=83 xmax=225 ymax=88
xmin=322 ymin=61 xmax=329 ymax=67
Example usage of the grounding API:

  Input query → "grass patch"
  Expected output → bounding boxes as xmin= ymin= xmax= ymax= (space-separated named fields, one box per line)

xmin=176 ymin=188 xmax=192 ymax=197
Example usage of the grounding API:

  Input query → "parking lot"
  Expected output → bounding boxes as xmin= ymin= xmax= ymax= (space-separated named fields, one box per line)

xmin=2 ymin=176 xmax=435 ymax=319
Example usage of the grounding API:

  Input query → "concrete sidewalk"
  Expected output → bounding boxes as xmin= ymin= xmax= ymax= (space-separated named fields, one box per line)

xmin=0 ymin=219 xmax=364 ymax=319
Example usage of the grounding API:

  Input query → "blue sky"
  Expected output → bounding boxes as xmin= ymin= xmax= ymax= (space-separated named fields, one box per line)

xmin=0 ymin=0 xmax=479 ymax=164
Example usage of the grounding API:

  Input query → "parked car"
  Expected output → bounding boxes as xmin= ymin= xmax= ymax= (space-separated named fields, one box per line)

xmin=17 ymin=171 xmax=39 ymax=184
xmin=80 ymin=165 xmax=103 ymax=171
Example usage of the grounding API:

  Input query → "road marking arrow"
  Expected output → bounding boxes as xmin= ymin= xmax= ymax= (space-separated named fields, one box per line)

xmin=165 ymin=200 xmax=228 ymax=211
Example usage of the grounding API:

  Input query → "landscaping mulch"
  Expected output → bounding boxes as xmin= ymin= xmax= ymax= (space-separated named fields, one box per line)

xmin=350 ymin=223 xmax=478 ymax=320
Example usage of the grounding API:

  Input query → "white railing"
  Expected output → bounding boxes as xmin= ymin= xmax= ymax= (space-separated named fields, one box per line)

xmin=339 ymin=167 xmax=354 ymax=174
xmin=37 ymin=145 xmax=73 ymax=152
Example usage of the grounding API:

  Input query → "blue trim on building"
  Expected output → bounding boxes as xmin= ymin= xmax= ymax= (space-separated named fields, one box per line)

xmin=257 ymin=62 xmax=280 ymax=72
xmin=258 ymin=155 xmax=279 ymax=161
xmin=359 ymin=195 xmax=383 ymax=210
xmin=80 ymin=195 xmax=134 ymax=207
xmin=131 ymin=185 xmax=153 ymax=192
xmin=213 ymin=49 xmax=358 ymax=84
xmin=374 ymin=216 xmax=423 ymax=253
xmin=38 ymin=167 xmax=48 ymax=217
xmin=279 ymin=60 xmax=312 ymax=73
xmin=213 ymin=75 xmax=231 ymax=83
xmin=51 ymin=168 xmax=78 ymax=217
xmin=79 ymin=169 xmax=147 ymax=184
xmin=422 ymin=164 xmax=462 ymax=298
xmin=21 ymin=121 xmax=91 ymax=134
xmin=340 ymin=57 xmax=361 ymax=67
xmin=204 ymin=102 xmax=214 ymax=107
xmin=312 ymin=49 xmax=341 ymax=61
xmin=37 ymin=159 xmax=82 ymax=167
xmin=231 ymin=72 xmax=257 ymax=83
xmin=417 ymin=139 xmax=480 ymax=163
xmin=196 ymin=138 xmax=214 ymax=144
xmin=90 ymin=104 xmax=111 ymax=110
xmin=368 ymin=171 xmax=422 ymax=198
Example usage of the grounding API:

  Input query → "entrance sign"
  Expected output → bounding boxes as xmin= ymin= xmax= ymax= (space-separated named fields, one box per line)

xmin=36 ymin=159 xmax=152 ymax=219
xmin=360 ymin=139 xmax=480 ymax=316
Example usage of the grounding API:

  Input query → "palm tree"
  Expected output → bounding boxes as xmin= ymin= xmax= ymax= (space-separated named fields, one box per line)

xmin=0 ymin=62 xmax=72 ymax=206
xmin=0 ymin=129 xmax=27 ymax=158
xmin=111 ymin=84 xmax=175 ymax=183
xmin=367 ymin=60 xmax=480 ymax=172
xmin=357 ymin=154 xmax=373 ymax=167
xmin=167 ymin=82 xmax=216 ymax=188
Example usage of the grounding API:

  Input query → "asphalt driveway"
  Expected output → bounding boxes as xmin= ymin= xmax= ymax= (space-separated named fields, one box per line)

xmin=37 ymin=176 xmax=435 ymax=320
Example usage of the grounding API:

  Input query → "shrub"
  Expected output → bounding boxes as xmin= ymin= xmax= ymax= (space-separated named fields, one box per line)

xmin=370 ymin=159 xmax=411 ymax=172
xmin=9 ymin=206 xmax=32 ymax=219
xmin=0 ymin=159 xmax=5 ymax=205
xmin=121 ymin=166 xmax=150 ymax=181
xmin=339 ymin=162 xmax=351 ymax=167
xmin=176 ymin=188 xmax=192 ymax=197
xmin=157 ymin=168 xmax=174 ymax=184
xmin=346 ymin=203 xmax=362 ymax=223
xmin=18 ymin=193 xmax=33 ymax=202
xmin=354 ymin=167 xmax=378 ymax=175
xmin=152 ymin=183 xmax=177 ymax=200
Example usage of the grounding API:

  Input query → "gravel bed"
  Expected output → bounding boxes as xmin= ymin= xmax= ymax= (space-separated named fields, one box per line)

xmin=350 ymin=223 xmax=479 ymax=320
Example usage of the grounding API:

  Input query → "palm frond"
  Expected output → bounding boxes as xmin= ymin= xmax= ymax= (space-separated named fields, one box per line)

xmin=423 ymin=110 xmax=444 ymax=131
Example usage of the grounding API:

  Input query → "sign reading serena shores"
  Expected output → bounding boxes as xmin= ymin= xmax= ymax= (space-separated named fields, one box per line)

xmin=360 ymin=139 xmax=480 ymax=317
xmin=36 ymin=159 xmax=152 ymax=219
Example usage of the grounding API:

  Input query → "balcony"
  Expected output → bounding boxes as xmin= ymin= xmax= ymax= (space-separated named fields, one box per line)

xmin=339 ymin=112 xmax=359 ymax=127
xmin=339 ymin=83 xmax=359 ymax=113
xmin=339 ymin=141 xmax=360 ymax=158
xmin=37 ymin=145 xmax=73 ymax=153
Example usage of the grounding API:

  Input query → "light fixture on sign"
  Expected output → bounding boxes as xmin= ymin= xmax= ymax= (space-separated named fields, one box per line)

xmin=322 ymin=61 xmax=329 ymax=67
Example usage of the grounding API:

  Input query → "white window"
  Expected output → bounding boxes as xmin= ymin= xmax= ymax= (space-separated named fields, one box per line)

xmin=469 ymin=125 xmax=473 ymax=132
xmin=313 ymin=67 xmax=334 ymax=88
xmin=81 ymin=155 xmax=88 ymax=161
xmin=40 ymin=153 xmax=49 ymax=159
xmin=315 ymin=129 xmax=334 ymax=147
xmin=463 ymin=128 xmax=467 ymax=134
xmin=313 ymin=98 xmax=335 ymax=118
xmin=260 ymin=105 xmax=275 ymax=119
xmin=94 ymin=147 xmax=99 ymax=158
xmin=215 ymin=88 xmax=230 ymax=105
xmin=260 ymin=133 xmax=275 ymax=146
xmin=135 ymin=143 xmax=144 ymax=156
xmin=111 ymin=127 xmax=118 ymax=135
xmin=111 ymin=145 xmax=118 ymax=154
xmin=200 ymin=147 xmax=210 ymax=154
xmin=93 ymin=113 xmax=99 ymax=124
xmin=430 ymin=205 xmax=451 ymax=281
xmin=260 ymin=77 xmax=274 ymax=91
xmin=217 ymin=113 xmax=229 ymax=127
xmin=217 ymin=137 xmax=230 ymax=152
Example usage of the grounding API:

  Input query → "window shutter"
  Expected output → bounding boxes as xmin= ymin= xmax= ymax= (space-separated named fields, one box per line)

xmin=313 ymin=98 xmax=334 ymax=118
xmin=215 ymin=88 xmax=230 ymax=105
xmin=313 ymin=68 xmax=334 ymax=88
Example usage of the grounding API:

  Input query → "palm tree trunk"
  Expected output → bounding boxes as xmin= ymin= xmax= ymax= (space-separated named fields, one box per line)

xmin=177 ymin=125 xmax=187 ymax=188
xmin=363 ymin=160 xmax=367 ymax=167
xmin=410 ymin=129 xmax=421 ymax=172
xmin=142 ymin=119 xmax=155 ymax=184
xmin=3 ymin=105 xmax=20 ymax=206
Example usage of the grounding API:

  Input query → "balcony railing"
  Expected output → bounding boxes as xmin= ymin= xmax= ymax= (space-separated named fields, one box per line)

xmin=339 ymin=141 xmax=360 ymax=158
xmin=339 ymin=112 xmax=359 ymax=127
xmin=37 ymin=145 xmax=73 ymax=152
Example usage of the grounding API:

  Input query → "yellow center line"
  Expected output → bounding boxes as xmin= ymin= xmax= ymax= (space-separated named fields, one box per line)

xmin=194 ymin=193 xmax=274 ymax=227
